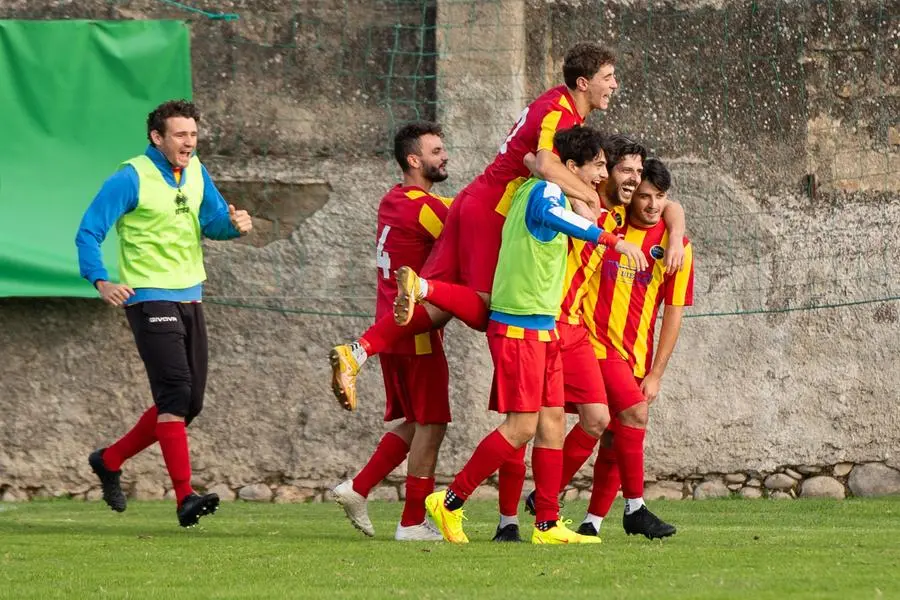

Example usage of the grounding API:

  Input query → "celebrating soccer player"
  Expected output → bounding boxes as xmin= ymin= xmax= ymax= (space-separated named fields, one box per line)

xmin=576 ymin=157 xmax=694 ymax=538
xmin=425 ymin=127 xmax=642 ymax=544
xmin=331 ymin=122 xmax=453 ymax=541
xmin=76 ymin=100 xmax=252 ymax=527
xmin=329 ymin=43 xmax=680 ymax=407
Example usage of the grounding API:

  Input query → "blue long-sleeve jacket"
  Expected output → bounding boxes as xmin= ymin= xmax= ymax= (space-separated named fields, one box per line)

xmin=75 ymin=145 xmax=239 ymax=304
xmin=491 ymin=180 xmax=608 ymax=331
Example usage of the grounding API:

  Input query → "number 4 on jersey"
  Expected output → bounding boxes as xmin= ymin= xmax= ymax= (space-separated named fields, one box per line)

xmin=376 ymin=225 xmax=392 ymax=279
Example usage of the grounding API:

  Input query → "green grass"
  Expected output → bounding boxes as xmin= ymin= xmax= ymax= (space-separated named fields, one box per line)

xmin=1 ymin=497 xmax=898 ymax=599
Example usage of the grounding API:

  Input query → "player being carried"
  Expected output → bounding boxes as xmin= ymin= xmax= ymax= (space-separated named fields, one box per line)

xmin=425 ymin=126 xmax=644 ymax=544
xmin=331 ymin=122 xmax=453 ymax=541
xmin=329 ymin=42 xmax=686 ymax=411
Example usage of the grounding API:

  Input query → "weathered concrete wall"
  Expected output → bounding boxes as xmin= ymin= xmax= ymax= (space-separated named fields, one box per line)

xmin=1 ymin=0 xmax=898 ymax=502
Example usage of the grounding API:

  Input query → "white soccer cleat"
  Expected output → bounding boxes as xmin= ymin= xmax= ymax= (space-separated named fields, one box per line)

xmin=394 ymin=519 xmax=444 ymax=542
xmin=332 ymin=480 xmax=374 ymax=537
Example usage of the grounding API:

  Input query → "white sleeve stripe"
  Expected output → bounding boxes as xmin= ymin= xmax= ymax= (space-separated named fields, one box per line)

xmin=548 ymin=205 xmax=593 ymax=231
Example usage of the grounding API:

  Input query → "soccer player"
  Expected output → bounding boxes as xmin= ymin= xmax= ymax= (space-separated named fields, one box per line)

xmin=331 ymin=122 xmax=451 ymax=541
xmin=330 ymin=42 xmax=639 ymax=409
xmin=75 ymin=99 xmax=253 ymax=527
xmin=516 ymin=136 xmax=683 ymax=533
xmin=576 ymin=157 xmax=693 ymax=539
xmin=425 ymin=127 xmax=641 ymax=545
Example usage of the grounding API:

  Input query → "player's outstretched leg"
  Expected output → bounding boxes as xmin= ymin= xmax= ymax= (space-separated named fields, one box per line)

xmin=394 ymin=266 xmax=490 ymax=331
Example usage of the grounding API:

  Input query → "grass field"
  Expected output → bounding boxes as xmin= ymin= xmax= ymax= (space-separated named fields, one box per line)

xmin=2 ymin=497 xmax=898 ymax=599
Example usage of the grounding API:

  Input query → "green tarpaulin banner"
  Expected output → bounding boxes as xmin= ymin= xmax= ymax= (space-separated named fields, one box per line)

xmin=0 ymin=20 xmax=192 ymax=297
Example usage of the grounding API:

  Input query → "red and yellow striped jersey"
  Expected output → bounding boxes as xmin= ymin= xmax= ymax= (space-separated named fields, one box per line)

xmin=460 ymin=85 xmax=584 ymax=218
xmin=582 ymin=219 xmax=694 ymax=377
xmin=375 ymin=185 xmax=453 ymax=355
xmin=557 ymin=204 xmax=626 ymax=325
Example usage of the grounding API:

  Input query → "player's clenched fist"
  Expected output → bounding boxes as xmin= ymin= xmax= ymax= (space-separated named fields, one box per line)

xmin=95 ymin=280 xmax=135 ymax=307
xmin=229 ymin=204 xmax=253 ymax=235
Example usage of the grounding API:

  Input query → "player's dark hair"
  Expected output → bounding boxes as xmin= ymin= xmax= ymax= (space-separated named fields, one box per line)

xmin=394 ymin=121 xmax=443 ymax=172
xmin=147 ymin=99 xmax=201 ymax=143
xmin=641 ymin=157 xmax=672 ymax=192
xmin=554 ymin=126 xmax=606 ymax=166
xmin=563 ymin=42 xmax=616 ymax=89
xmin=604 ymin=133 xmax=647 ymax=173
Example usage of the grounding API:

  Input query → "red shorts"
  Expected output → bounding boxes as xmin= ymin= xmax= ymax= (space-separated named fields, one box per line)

xmin=380 ymin=350 xmax=451 ymax=425
xmin=487 ymin=325 xmax=564 ymax=414
xmin=598 ymin=359 xmax=645 ymax=415
xmin=558 ymin=321 xmax=607 ymax=413
xmin=421 ymin=180 xmax=509 ymax=294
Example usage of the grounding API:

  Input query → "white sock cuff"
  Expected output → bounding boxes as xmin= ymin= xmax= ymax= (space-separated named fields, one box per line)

xmin=499 ymin=514 xmax=519 ymax=528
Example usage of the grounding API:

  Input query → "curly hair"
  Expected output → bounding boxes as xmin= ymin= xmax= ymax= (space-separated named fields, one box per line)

xmin=146 ymin=99 xmax=201 ymax=143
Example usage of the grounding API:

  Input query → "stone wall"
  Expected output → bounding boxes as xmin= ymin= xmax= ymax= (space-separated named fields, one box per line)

xmin=1 ymin=0 xmax=898 ymax=503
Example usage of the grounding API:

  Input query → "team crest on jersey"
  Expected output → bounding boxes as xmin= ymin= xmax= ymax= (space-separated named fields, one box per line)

xmin=650 ymin=245 xmax=665 ymax=260
xmin=613 ymin=211 xmax=624 ymax=227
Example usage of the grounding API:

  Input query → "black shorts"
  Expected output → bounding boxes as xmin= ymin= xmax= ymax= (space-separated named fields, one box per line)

xmin=125 ymin=301 xmax=208 ymax=422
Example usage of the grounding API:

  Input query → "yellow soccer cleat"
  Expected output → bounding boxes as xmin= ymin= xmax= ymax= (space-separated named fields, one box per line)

xmin=393 ymin=266 xmax=422 ymax=326
xmin=532 ymin=520 xmax=602 ymax=545
xmin=329 ymin=344 xmax=360 ymax=411
xmin=425 ymin=490 xmax=469 ymax=544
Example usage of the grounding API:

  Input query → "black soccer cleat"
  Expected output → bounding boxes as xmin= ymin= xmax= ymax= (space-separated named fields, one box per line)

xmin=623 ymin=506 xmax=677 ymax=539
xmin=492 ymin=523 xmax=524 ymax=542
xmin=88 ymin=448 xmax=126 ymax=513
xmin=576 ymin=522 xmax=599 ymax=537
xmin=524 ymin=490 xmax=536 ymax=516
xmin=177 ymin=493 xmax=220 ymax=528
xmin=523 ymin=490 xmax=565 ymax=517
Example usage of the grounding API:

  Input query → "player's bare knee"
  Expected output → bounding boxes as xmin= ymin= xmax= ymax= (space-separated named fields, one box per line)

xmin=534 ymin=407 xmax=566 ymax=447
xmin=392 ymin=421 xmax=417 ymax=444
xmin=578 ymin=406 xmax=610 ymax=438
xmin=619 ymin=402 xmax=649 ymax=428
xmin=499 ymin=412 xmax=539 ymax=447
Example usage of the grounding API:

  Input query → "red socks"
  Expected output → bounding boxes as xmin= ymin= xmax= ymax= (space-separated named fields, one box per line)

xmin=588 ymin=445 xmax=620 ymax=517
xmin=559 ymin=423 xmax=599 ymax=493
xmin=103 ymin=405 xmax=159 ymax=471
xmin=497 ymin=445 xmax=527 ymax=516
xmin=424 ymin=280 xmax=489 ymax=332
xmin=614 ymin=424 xmax=646 ymax=499
xmin=450 ymin=429 xmax=517 ymax=500
xmin=359 ymin=305 xmax=433 ymax=355
xmin=156 ymin=420 xmax=194 ymax=505
xmin=352 ymin=432 xmax=410 ymax=497
xmin=532 ymin=447 xmax=563 ymax=524
xmin=401 ymin=475 xmax=434 ymax=526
